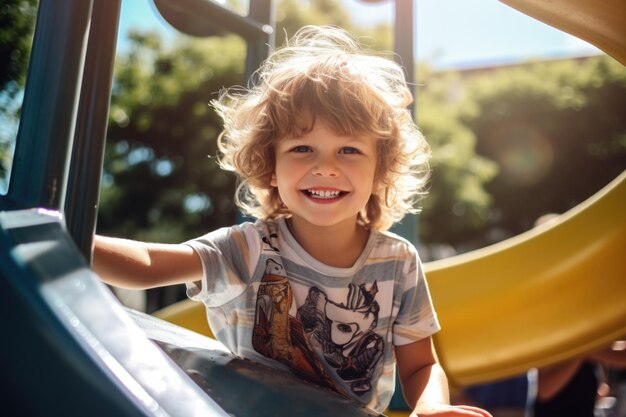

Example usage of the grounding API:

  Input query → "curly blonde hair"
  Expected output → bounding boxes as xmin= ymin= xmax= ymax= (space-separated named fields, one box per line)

xmin=213 ymin=26 xmax=430 ymax=231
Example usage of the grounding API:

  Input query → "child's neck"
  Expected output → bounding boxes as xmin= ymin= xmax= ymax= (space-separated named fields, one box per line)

xmin=286 ymin=217 xmax=370 ymax=268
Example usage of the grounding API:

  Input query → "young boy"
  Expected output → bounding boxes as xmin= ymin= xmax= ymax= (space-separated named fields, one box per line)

xmin=94 ymin=26 xmax=491 ymax=417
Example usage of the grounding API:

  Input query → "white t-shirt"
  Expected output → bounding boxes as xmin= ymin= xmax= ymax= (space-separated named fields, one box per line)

xmin=186 ymin=218 xmax=440 ymax=413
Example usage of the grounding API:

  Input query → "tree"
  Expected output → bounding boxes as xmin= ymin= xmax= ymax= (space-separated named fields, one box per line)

xmin=0 ymin=0 xmax=38 ymax=191
xmin=415 ymin=66 xmax=499 ymax=252
xmin=99 ymin=30 xmax=246 ymax=242
xmin=0 ymin=0 xmax=37 ymax=93
xmin=429 ymin=55 xmax=626 ymax=249
xmin=275 ymin=0 xmax=392 ymax=50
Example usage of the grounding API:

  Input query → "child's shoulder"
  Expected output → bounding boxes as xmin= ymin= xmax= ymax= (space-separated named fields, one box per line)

xmin=373 ymin=228 xmax=420 ymax=259
xmin=228 ymin=218 xmax=281 ymax=243
xmin=239 ymin=217 xmax=279 ymax=234
xmin=192 ymin=220 xmax=264 ymax=245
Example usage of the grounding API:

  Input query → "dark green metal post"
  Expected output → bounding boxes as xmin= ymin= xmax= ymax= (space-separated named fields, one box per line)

xmin=245 ymin=0 xmax=275 ymax=83
xmin=65 ymin=0 xmax=122 ymax=262
xmin=8 ymin=0 xmax=93 ymax=211
xmin=153 ymin=0 xmax=273 ymax=40
xmin=390 ymin=1 xmax=417 ymax=410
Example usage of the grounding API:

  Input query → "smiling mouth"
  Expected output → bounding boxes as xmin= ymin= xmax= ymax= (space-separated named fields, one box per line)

xmin=303 ymin=189 xmax=347 ymax=199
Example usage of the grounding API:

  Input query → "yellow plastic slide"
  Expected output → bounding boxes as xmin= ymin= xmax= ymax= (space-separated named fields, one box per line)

xmin=499 ymin=0 xmax=625 ymax=66
xmin=429 ymin=171 xmax=626 ymax=386
xmin=153 ymin=296 xmax=215 ymax=338
xmin=155 ymin=172 xmax=626 ymax=387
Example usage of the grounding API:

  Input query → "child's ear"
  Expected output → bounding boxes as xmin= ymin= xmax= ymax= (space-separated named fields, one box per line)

xmin=270 ymin=173 xmax=277 ymax=187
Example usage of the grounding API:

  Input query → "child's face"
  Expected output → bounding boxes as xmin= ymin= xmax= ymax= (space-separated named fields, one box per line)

xmin=271 ymin=120 xmax=377 ymax=230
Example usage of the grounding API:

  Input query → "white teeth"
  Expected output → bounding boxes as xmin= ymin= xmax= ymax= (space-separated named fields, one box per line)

xmin=307 ymin=190 xmax=341 ymax=199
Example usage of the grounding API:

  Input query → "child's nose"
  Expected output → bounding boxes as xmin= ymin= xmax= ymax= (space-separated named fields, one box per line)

xmin=312 ymin=155 xmax=339 ymax=177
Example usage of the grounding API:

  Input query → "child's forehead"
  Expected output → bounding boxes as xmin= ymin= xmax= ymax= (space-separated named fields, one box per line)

xmin=278 ymin=118 xmax=377 ymax=143
xmin=290 ymin=112 xmax=375 ymax=136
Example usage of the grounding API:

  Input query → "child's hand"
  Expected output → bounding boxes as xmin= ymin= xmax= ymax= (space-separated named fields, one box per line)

xmin=410 ymin=402 xmax=493 ymax=417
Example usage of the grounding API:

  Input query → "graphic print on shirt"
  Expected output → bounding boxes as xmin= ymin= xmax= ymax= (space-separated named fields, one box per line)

xmin=252 ymin=258 xmax=333 ymax=386
xmin=298 ymin=281 xmax=384 ymax=395
xmin=251 ymin=239 xmax=384 ymax=397
xmin=261 ymin=232 xmax=279 ymax=252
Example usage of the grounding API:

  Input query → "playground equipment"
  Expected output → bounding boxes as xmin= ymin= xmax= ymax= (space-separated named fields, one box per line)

xmin=501 ymin=0 xmax=626 ymax=65
xmin=0 ymin=0 xmax=624 ymax=416
xmin=429 ymin=171 xmax=626 ymax=386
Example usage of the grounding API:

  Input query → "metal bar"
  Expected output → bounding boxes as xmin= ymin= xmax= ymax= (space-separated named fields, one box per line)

xmin=390 ymin=2 xmax=418 ymax=410
xmin=394 ymin=0 xmax=415 ymax=110
xmin=245 ymin=0 xmax=275 ymax=84
xmin=8 ymin=0 xmax=93 ymax=211
xmin=391 ymin=0 xmax=419 ymax=246
xmin=65 ymin=0 xmax=122 ymax=262
xmin=153 ymin=0 xmax=273 ymax=40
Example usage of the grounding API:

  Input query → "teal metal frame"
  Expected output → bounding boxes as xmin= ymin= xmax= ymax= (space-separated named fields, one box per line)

xmin=4 ymin=0 xmax=93 ymax=212
xmin=65 ymin=0 xmax=123 ymax=261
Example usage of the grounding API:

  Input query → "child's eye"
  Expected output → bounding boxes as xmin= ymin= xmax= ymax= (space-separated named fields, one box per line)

xmin=340 ymin=147 xmax=361 ymax=155
xmin=290 ymin=145 xmax=312 ymax=153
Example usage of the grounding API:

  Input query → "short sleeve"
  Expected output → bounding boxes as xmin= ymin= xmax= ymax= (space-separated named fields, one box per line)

xmin=184 ymin=225 xmax=255 ymax=308
xmin=392 ymin=249 xmax=441 ymax=346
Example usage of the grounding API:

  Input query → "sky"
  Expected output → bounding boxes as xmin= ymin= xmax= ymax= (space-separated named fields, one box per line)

xmin=368 ymin=0 xmax=601 ymax=68
xmin=118 ymin=0 xmax=602 ymax=70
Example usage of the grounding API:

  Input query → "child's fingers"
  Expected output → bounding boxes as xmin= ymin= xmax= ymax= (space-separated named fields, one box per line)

xmin=454 ymin=405 xmax=494 ymax=417
xmin=409 ymin=404 xmax=493 ymax=416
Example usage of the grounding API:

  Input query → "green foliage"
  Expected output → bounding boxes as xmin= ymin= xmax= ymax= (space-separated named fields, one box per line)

xmin=275 ymin=0 xmax=352 ymax=41
xmin=99 ymin=31 xmax=246 ymax=242
xmin=0 ymin=0 xmax=38 ymax=191
xmin=416 ymin=69 xmax=499 ymax=247
xmin=424 ymin=55 xmax=626 ymax=249
xmin=0 ymin=0 xmax=37 ymax=92
xmin=275 ymin=0 xmax=392 ymax=50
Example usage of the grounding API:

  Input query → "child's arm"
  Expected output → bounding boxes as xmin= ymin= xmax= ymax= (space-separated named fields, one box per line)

xmin=395 ymin=337 xmax=492 ymax=417
xmin=93 ymin=235 xmax=203 ymax=289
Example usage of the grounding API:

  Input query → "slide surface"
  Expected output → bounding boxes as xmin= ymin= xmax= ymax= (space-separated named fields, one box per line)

xmin=499 ymin=0 xmax=626 ymax=65
xmin=156 ymin=172 xmax=626 ymax=386
xmin=428 ymin=171 xmax=626 ymax=385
